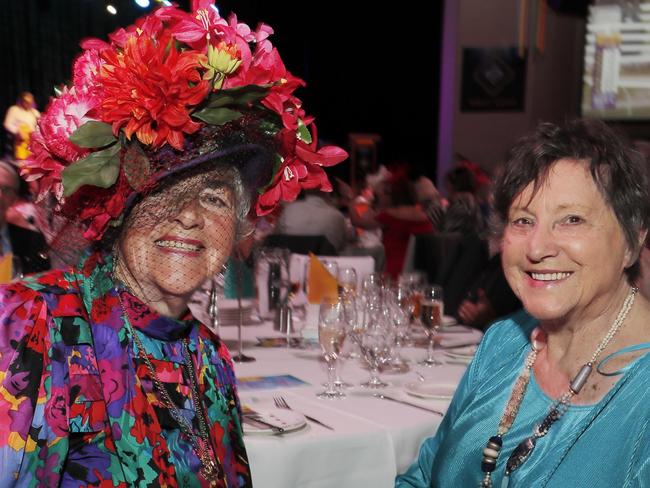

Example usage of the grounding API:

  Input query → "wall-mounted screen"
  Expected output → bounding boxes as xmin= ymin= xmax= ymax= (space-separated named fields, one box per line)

xmin=582 ymin=1 xmax=650 ymax=119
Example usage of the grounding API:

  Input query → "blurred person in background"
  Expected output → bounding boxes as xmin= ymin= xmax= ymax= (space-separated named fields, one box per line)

xmin=350 ymin=173 xmax=432 ymax=279
xmin=0 ymin=159 xmax=49 ymax=275
xmin=3 ymin=91 xmax=40 ymax=160
xmin=275 ymin=189 xmax=351 ymax=252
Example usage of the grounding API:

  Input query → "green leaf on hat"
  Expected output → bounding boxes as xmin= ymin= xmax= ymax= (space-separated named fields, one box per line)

xmin=296 ymin=119 xmax=312 ymax=144
xmin=192 ymin=107 xmax=243 ymax=125
xmin=205 ymin=84 xmax=271 ymax=109
xmin=61 ymin=143 xmax=121 ymax=196
xmin=258 ymin=153 xmax=284 ymax=194
xmin=69 ymin=121 xmax=118 ymax=149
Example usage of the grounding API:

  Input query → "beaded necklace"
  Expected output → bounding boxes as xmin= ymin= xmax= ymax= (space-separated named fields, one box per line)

xmin=479 ymin=287 xmax=637 ymax=488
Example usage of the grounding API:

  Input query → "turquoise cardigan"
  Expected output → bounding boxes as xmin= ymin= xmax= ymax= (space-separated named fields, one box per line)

xmin=396 ymin=310 xmax=650 ymax=487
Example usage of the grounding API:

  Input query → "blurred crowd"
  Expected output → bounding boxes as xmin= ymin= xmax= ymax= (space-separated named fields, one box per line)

xmin=4 ymin=89 xmax=650 ymax=334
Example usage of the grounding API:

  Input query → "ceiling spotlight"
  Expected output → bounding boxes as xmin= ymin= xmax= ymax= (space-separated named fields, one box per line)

xmin=135 ymin=0 xmax=151 ymax=7
xmin=106 ymin=4 xmax=117 ymax=14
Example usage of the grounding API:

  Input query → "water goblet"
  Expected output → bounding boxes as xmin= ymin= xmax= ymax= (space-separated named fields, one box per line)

xmin=317 ymin=298 xmax=347 ymax=399
xmin=419 ymin=285 xmax=444 ymax=366
xmin=357 ymin=324 xmax=391 ymax=388
xmin=338 ymin=267 xmax=357 ymax=299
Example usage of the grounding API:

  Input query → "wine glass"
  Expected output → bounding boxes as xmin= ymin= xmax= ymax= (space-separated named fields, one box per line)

xmin=338 ymin=267 xmax=357 ymax=299
xmin=357 ymin=323 xmax=391 ymax=388
xmin=394 ymin=281 xmax=415 ymax=344
xmin=317 ymin=299 xmax=347 ymax=399
xmin=419 ymin=285 xmax=444 ymax=366
xmin=386 ymin=286 xmax=410 ymax=371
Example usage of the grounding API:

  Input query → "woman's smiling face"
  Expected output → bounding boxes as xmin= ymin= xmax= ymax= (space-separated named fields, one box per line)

xmin=118 ymin=170 xmax=237 ymax=302
xmin=501 ymin=159 xmax=633 ymax=323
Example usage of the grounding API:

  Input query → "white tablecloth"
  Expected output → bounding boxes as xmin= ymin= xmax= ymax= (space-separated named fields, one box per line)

xmin=218 ymin=321 xmax=481 ymax=488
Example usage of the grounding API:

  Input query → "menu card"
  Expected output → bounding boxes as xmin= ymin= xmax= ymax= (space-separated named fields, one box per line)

xmin=237 ymin=374 xmax=309 ymax=391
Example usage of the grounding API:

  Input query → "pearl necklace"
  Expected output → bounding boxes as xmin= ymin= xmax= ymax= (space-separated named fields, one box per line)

xmin=479 ymin=287 xmax=637 ymax=487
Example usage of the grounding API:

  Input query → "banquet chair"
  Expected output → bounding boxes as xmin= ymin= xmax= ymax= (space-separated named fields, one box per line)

xmin=263 ymin=234 xmax=338 ymax=256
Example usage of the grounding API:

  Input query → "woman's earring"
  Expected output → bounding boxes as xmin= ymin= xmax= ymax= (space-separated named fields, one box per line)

xmin=208 ymin=278 xmax=219 ymax=334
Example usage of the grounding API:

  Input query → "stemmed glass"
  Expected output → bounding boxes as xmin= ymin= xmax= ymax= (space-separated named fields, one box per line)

xmin=358 ymin=322 xmax=392 ymax=388
xmin=385 ymin=285 xmax=410 ymax=371
xmin=349 ymin=297 xmax=391 ymax=388
xmin=317 ymin=299 xmax=347 ymax=399
xmin=419 ymin=285 xmax=444 ymax=366
xmin=338 ymin=267 xmax=357 ymax=300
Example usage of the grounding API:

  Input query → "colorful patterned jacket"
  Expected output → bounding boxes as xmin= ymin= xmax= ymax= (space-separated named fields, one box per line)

xmin=0 ymin=252 xmax=251 ymax=487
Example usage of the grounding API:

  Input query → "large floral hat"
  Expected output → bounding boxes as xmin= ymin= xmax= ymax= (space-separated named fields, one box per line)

xmin=23 ymin=0 xmax=347 ymax=242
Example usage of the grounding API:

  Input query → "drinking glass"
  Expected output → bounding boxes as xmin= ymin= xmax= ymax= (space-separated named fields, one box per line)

xmin=338 ymin=267 xmax=357 ymax=299
xmin=419 ymin=285 xmax=444 ymax=366
xmin=394 ymin=281 xmax=415 ymax=343
xmin=317 ymin=299 xmax=347 ymax=399
xmin=358 ymin=323 xmax=391 ymax=388
xmin=386 ymin=286 xmax=410 ymax=371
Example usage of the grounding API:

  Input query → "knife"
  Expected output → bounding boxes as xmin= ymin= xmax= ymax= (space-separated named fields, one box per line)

xmin=242 ymin=413 xmax=285 ymax=434
xmin=373 ymin=393 xmax=445 ymax=416
xmin=302 ymin=414 xmax=335 ymax=431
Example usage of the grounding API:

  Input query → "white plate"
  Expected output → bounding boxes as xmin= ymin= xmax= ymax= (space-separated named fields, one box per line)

xmin=242 ymin=409 xmax=307 ymax=435
xmin=443 ymin=344 xmax=478 ymax=360
xmin=404 ymin=381 xmax=457 ymax=400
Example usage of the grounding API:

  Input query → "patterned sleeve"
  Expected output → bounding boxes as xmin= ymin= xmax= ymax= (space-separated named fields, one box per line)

xmin=0 ymin=282 xmax=69 ymax=487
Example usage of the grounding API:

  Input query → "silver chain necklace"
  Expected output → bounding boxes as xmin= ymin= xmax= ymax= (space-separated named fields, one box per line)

xmin=116 ymin=289 xmax=223 ymax=486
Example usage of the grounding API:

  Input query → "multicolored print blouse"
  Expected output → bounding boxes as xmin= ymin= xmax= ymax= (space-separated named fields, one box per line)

xmin=0 ymin=252 xmax=252 ymax=487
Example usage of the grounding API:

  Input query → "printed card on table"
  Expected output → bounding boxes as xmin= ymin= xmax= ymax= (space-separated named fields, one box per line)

xmin=237 ymin=374 xmax=309 ymax=391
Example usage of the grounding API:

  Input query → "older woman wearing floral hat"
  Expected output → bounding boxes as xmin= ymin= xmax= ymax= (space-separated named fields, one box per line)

xmin=0 ymin=2 xmax=346 ymax=487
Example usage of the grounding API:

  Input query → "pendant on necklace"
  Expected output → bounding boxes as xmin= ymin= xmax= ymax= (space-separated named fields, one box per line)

xmin=505 ymin=436 xmax=536 ymax=475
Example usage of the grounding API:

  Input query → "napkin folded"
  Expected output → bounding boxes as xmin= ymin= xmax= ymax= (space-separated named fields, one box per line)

xmin=306 ymin=254 xmax=338 ymax=304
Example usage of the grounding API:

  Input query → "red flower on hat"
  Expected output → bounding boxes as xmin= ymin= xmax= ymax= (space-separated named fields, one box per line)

xmin=99 ymin=32 xmax=210 ymax=151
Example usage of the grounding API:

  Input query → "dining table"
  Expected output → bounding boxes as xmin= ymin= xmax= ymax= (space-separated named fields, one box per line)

xmin=216 ymin=316 xmax=483 ymax=488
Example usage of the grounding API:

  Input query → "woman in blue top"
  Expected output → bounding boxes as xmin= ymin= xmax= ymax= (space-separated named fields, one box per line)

xmin=397 ymin=119 xmax=650 ymax=488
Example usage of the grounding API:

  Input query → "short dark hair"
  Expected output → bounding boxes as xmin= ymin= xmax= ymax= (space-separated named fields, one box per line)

xmin=493 ymin=119 xmax=650 ymax=281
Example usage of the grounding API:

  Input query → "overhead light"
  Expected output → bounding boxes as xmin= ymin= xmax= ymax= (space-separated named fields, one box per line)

xmin=106 ymin=4 xmax=117 ymax=14
xmin=135 ymin=0 xmax=151 ymax=7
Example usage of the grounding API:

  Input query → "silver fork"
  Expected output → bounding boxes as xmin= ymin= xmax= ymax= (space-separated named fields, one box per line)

xmin=273 ymin=396 xmax=335 ymax=430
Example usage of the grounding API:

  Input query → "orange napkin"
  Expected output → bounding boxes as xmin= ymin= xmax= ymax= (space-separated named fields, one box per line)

xmin=307 ymin=254 xmax=338 ymax=304
xmin=0 ymin=253 xmax=12 ymax=284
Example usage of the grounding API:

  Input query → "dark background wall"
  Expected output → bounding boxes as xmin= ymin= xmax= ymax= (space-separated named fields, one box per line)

xmin=0 ymin=0 xmax=443 ymax=181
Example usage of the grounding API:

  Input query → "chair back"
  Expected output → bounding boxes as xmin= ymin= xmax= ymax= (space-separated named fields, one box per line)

xmin=264 ymin=234 xmax=337 ymax=256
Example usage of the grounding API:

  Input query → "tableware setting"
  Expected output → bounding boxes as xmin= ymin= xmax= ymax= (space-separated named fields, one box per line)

xmin=242 ymin=408 xmax=307 ymax=435
xmin=403 ymin=380 xmax=457 ymax=400
xmin=371 ymin=393 xmax=445 ymax=416
xmin=442 ymin=344 xmax=478 ymax=364
xmin=273 ymin=396 xmax=335 ymax=430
